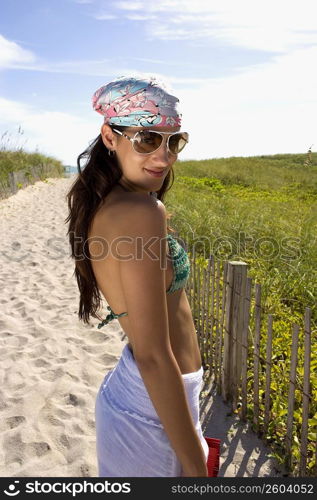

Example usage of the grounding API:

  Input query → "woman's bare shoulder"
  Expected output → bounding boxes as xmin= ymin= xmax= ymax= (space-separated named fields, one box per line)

xmin=99 ymin=192 xmax=166 ymax=222
xmin=112 ymin=190 xmax=165 ymax=210
xmin=94 ymin=190 xmax=166 ymax=238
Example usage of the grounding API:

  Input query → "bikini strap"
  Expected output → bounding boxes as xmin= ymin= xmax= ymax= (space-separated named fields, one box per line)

xmin=97 ymin=306 xmax=128 ymax=329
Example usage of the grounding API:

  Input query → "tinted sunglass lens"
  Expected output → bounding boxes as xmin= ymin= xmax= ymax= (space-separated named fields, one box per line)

xmin=169 ymin=133 xmax=188 ymax=154
xmin=134 ymin=131 xmax=163 ymax=154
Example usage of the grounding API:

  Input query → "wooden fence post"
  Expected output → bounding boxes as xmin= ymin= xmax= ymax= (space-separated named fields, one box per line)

xmin=201 ymin=265 xmax=207 ymax=365
xmin=221 ymin=261 xmax=247 ymax=405
xmin=197 ymin=256 xmax=202 ymax=343
xmin=253 ymin=283 xmax=262 ymax=433
xmin=8 ymin=171 xmax=17 ymax=194
xmin=263 ymin=314 xmax=273 ymax=436
xmin=205 ymin=257 xmax=212 ymax=371
xmin=232 ymin=262 xmax=248 ymax=411
xmin=285 ymin=323 xmax=300 ymax=472
xmin=299 ymin=308 xmax=312 ymax=476
xmin=215 ymin=261 xmax=228 ymax=394
xmin=213 ymin=260 xmax=221 ymax=387
xmin=222 ymin=261 xmax=233 ymax=401
xmin=240 ymin=276 xmax=252 ymax=421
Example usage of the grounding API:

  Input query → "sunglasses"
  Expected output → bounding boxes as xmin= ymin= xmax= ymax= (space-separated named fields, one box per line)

xmin=112 ymin=128 xmax=189 ymax=155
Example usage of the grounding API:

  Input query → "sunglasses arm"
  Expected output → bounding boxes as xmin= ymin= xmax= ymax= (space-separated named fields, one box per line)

xmin=112 ymin=128 xmax=134 ymax=143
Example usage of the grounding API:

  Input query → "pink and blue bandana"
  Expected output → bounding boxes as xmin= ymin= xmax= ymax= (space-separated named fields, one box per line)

xmin=92 ymin=76 xmax=182 ymax=127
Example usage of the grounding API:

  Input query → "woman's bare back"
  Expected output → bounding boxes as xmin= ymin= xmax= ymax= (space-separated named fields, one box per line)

xmin=88 ymin=185 xmax=202 ymax=374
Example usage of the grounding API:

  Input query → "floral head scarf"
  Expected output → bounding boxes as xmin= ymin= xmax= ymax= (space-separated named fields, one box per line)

xmin=92 ymin=75 xmax=182 ymax=127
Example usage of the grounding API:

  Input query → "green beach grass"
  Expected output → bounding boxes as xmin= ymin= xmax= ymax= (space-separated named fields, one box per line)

xmin=0 ymin=149 xmax=64 ymax=185
xmin=0 ymin=129 xmax=64 ymax=190
xmin=166 ymin=152 xmax=317 ymax=475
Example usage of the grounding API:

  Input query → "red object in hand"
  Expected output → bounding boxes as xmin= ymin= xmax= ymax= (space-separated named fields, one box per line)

xmin=205 ymin=436 xmax=221 ymax=477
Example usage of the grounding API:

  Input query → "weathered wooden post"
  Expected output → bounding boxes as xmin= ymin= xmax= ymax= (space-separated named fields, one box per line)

xmin=263 ymin=314 xmax=273 ymax=435
xmin=240 ymin=276 xmax=252 ymax=421
xmin=8 ymin=171 xmax=18 ymax=194
xmin=285 ymin=323 xmax=300 ymax=472
xmin=253 ymin=283 xmax=262 ymax=433
xmin=222 ymin=260 xmax=248 ymax=406
xmin=299 ymin=307 xmax=312 ymax=476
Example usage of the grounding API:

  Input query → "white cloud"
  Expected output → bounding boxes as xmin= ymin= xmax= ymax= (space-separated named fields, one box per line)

xmin=116 ymin=1 xmax=144 ymax=10
xmin=177 ymin=45 xmax=317 ymax=159
xmin=5 ymin=58 xmax=123 ymax=76
xmin=95 ymin=13 xmax=117 ymax=20
xmin=111 ymin=0 xmax=317 ymax=52
xmin=0 ymin=97 xmax=100 ymax=165
xmin=126 ymin=14 xmax=156 ymax=21
xmin=5 ymin=55 xmax=191 ymax=78
xmin=0 ymin=34 xmax=36 ymax=68
xmin=131 ymin=57 xmax=187 ymax=66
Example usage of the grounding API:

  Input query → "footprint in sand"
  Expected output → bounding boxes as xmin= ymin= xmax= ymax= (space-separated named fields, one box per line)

xmin=72 ymin=423 xmax=85 ymax=435
xmin=13 ymin=301 xmax=25 ymax=309
xmin=66 ymin=393 xmax=85 ymax=407
xmin=0 ymin=399 xmax=8 ymax=411
xmin=43 ymin=413 xmax=63 ymax=427
xmin=66 ymin=393 xmax=80 ymax=406
xmin=99 ymin=353 xmax=119 ymax=365
xmin=33 ymin=359 xmax=51 ymax=368
xmin=40 ymin=367 xmax=64 ymax=382
xmin=4 ymin=416 xmax=26 ymax=430
xmin=81 ymin=345 xmax=99 ymax=354
xmin=7 ymin=396 xmax=23 ymax=406
xmin=4 ymin=335 xmax=28 ymax=348
xmin=56 ymin=357 xmax=67 ymax=364
xmin=10 ymin=383 xmax=26 ymax=391
xmin=4 ymin=432 xmax=25 ymax=466
xmin=28 ymin=345 xmax=47 ymax=358
xmin=89 ymin=331 xmax=109 ymax=344
xmin=27 ymin=441 xmax=51 ymax=457
xmin=0 ymin=331 xmax=13 ymax=339
xmin=59 ymin=433 xmax=70 ymax=448
xmin=87 ymin=419 xmax=95 ymax=430
xmin=80 ymin=463 xmax=90 ymax=477
xmin=0 ymin=347 xmax=8 ymax=357
xmin=55 ymin=408 xmax=70 ymax=419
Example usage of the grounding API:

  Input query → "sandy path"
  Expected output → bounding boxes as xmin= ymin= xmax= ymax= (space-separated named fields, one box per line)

xmin=0 ymin=177 xmax=124 ymax=477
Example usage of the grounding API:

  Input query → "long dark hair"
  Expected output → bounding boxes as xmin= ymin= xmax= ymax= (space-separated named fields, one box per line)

xmin=65 ymin=126 xmax=176 ymax=325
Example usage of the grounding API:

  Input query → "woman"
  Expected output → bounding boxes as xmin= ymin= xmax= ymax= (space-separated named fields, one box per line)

xmin=66 ymin=76 xmax=209 ymax=477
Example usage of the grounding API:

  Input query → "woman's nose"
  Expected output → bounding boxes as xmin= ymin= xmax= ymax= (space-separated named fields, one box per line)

xmin=151 ymin=138 xmax=172 ymax=164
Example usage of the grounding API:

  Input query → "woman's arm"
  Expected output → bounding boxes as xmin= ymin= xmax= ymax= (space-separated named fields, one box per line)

xmin=97 ymin=193 xmax=208 ymax=476
xmin=136 ymin=352 xmax=208 ymax=476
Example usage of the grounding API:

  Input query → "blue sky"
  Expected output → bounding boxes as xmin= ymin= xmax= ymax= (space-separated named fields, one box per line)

xmin=1 ymin=0 xmax=316 ymax=165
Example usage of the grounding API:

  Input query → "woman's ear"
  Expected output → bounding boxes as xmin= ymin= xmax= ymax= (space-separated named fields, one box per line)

xmin=100 ymin=124 xmax=117 ymax=151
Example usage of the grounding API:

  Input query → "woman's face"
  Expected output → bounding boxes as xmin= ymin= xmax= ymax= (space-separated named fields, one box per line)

xmin=101 ymin=124 xmax=180 ymax=193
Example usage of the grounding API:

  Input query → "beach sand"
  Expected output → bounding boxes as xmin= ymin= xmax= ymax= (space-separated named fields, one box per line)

xmin=0 ymin=176 xmax=125 ymax=477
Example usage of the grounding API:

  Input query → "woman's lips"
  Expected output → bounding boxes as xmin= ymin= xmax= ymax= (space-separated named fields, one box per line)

xmin=144 ymin=168 xmax=166 ymax=178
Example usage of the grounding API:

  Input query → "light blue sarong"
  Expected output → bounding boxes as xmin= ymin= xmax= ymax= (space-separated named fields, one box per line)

xmin=95 ymin=343 xmax=209 ymax=477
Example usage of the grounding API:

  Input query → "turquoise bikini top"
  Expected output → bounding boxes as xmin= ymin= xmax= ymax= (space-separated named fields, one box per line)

xmin=97 ymin=234 xmax=190 ymax=329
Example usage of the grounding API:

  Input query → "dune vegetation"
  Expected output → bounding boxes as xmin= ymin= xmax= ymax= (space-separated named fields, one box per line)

xmin=166 ymin=152 xmax=317 ymax=475
xmin=0 ymin=129 xmax=64 ymax=194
